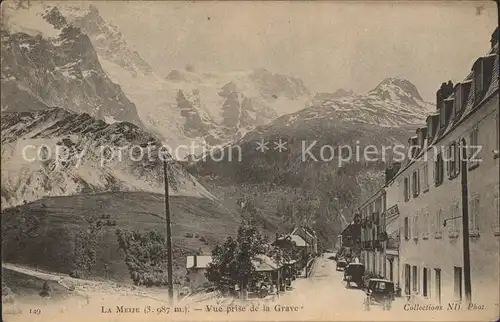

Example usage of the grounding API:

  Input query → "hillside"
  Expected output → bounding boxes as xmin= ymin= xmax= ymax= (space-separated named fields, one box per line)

xmin=1 ymin=5 xmax=143 ymax=126
xmin=189 ymin=78 xmax=431 ymax=246
xmin=1 ymin=192 xmax=242 ymax=284
xmin=1 ymin=108 xmax=216 ymax=209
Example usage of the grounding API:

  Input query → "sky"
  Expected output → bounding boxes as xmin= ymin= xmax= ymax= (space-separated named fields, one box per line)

xmin=91 ymin=1 xmax=498 ymax=102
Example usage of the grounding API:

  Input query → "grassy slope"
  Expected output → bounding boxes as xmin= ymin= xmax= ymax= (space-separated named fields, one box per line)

xmin=1 ymin=192 xmax=243 ymax=285
xmin=2 ymin=268 xmax=74 ymax=302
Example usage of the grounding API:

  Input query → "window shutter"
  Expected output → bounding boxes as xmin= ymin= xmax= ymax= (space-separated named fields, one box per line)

xmin=417 ymin=169 xmax=420 ymax=193
xmin=474 ymin=198 xmax=480 ymax=230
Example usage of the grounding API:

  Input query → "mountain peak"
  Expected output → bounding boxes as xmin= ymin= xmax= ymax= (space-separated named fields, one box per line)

xmin=374 ymin=77 xmax=423 ymax=101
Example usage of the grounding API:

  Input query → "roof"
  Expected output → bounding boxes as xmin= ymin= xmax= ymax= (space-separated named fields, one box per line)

xmin=186 ymin=255 xmax=212 ymax=269
xmin=290 ymin=226 xmax=315 ymax=238
xmin=356 ymin=46 xmax=498 ymax=207
xmin=276 ymin=234 xmax=308 ymax=247
xmin=390 ymin=46 xmax=499 ymax=183
xmin=252 ymin=254 xmax=278 ymax=272
xmin=288 ymin=235 xmax=308 ymax=247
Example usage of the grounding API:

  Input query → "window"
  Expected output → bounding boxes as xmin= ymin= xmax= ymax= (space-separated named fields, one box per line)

xmin=404 ymin=217 xmax=410 ymax=240
xmin=468 ymin=127 xmax=480 ymax=170
xmin=449 ymin=203 xmax=460 ymax=238
xmin=447 ymin=142 xmax=459 ymax=179
xmin=404 ymin=264 xmax=411 ymax=295
xmin=412 ymin=170 xmax=420 ymax=197
xmin=422 ymin=164 xmax=429 ymax=192
xmin=435 ymin=208 xmax=443 ymax=237
xmin=404 ymin=177 xmax=410 ymax=202
xmin=423 ymin=210 xmax=430 ymax=239
xmin=455 ymin=141 xmax=461 ymax=176
xmin=435 ymin=153 xmax=444 ymax=186
xmin=413 ymin=213 xmax=419 ymax=239
xmin=435 ymin=269 xmax=442 ymax=304
xmin=469 ymin=194 xmax=480 ymax=233
xmin=412 ymin=266 xmax=419 ymax=293
xmin=454 ymin=267 xmax=463 ymax=301
xmin=423 ymin=268 xmax=428 ymax=297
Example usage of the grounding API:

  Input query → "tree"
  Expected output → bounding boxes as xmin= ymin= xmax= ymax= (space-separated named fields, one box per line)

xmin=205 ymin=221 xmax=267 ymax=293
xmin=70 ymin=215 xmax=103 ymax=278
xmin=115 ymin=229 xmax=170 ymax=287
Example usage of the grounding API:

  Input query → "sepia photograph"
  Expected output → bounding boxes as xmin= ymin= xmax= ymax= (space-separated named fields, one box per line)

xmin=1 ymin=1 xmax=499 ymax=321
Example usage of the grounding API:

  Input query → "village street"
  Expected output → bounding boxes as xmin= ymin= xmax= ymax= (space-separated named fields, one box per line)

xmin=185 ymin=253 xmax=407 ymax=313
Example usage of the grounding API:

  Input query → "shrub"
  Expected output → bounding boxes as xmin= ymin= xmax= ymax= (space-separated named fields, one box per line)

xmin=71 ymin=230 xmax=98 ymax=277
xmin=2 ymin=282 xmax=15 ymax=304
xmin=39 ymin=281 xmax=51 ymax=297
xmin=115 ymin=229 xmax=170 ymax=287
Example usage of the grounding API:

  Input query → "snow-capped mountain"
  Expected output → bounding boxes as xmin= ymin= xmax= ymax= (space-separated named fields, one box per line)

xmin=58 ymin=4 xmax=153 ymax=77
xmin=192 ymin=77 xmax=431 ymax=185
xmin=100 ymin=62 xmax=311 ymax=158
xmin=0 ymin=107 xmax=215 ymax=209
xmin=305 ymin=78 xmax=434 ymax=127
xmin=2 ymin=3 xmax=312 ymax=158
xmin=1 ymin=5 xmax=143 ymax=126
xmin=313 ymin=89 xmax=358 ymax=101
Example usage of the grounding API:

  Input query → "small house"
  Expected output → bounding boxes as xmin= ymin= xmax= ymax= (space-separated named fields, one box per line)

xmin=185 ymin=255 xmax=212 ymax=291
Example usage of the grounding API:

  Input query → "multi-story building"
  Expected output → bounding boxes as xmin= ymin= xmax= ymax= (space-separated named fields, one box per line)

xmin=359 ymin=162 xmax=401 ymax=288
xmin=337 ymin=216 xmax=361 ymax=260
xmin=358 ymin=27 xmax=499 ymax=307
xmin=359 ymin=187 xmax=386 ymax=277
xmin=394 ymin=27 xmax=499 ymax=306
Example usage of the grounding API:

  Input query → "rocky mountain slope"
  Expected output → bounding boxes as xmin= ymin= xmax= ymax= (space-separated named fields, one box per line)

xmin=58 ymin=4 xmax=153 ymax=77
xmin=306 ymin=78 xmax=434 ymax=127
xmin=193 ymin=77 xmax=432 ymax=181
xmin=101 ymin=61 xmax=311 ymax=157
xmin=1 ymin=107 xmax=215 ymax=209
xmin=1 ymin=4 xmax=143 ymax=126
xmin=189 ymin=78 xmax=432 ymax=246
xmin=2 ymin=3 xmax=312 ymax=157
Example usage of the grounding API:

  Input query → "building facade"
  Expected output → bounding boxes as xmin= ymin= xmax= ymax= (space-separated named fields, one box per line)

xmin=185 ymin=255 xmax=213 ymax=291
xmin=395 ymin=29 xmax=499 ymax=306
xmin=359 ymin=188 xmax=386 ymax=278
xmin=338 ymin=217 xmax=361 ymax=261
xmin=383 ymin=172 xmax=401 ymax=290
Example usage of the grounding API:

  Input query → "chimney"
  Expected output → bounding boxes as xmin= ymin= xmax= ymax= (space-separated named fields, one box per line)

xmin=408 ymin=136 xmax=419 ymax=158
xmin=436 ymin=81 xmax=454 ymax=111
xmin=491 ymin=27 xmax=499 ymax=48
xmin=193 ymin=254 xmax=197 ymax=268
xmin=385 ymin=162 xmax=401 ymax=184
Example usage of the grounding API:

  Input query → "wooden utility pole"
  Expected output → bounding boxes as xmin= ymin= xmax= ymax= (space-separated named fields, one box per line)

xmin=460 ymin=141 xmax=472 ymax=304
xmin=163 ymin=159 xmax=174 ymax=304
